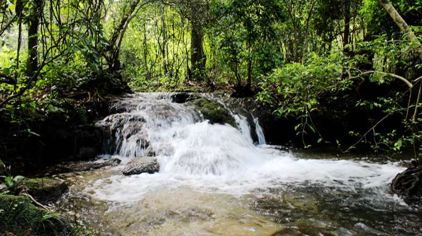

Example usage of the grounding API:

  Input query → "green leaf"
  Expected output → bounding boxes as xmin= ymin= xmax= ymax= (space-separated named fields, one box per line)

xmin=4 ymin=176 xmax=14 ymax=188
xmin=393 ymin=139 xmax=403 ymax=151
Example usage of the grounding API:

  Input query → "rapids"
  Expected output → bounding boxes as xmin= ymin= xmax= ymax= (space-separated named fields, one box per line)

xmin=57 ymin=93 xmax=421 ymax=235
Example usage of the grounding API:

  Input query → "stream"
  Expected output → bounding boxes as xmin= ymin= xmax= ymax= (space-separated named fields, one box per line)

xmin=57 ymin=93 xmax=421 ymax=235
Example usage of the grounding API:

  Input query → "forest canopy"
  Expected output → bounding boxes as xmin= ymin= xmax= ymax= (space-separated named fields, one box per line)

xmin=0 ymin=0 xmax=421 ymax=154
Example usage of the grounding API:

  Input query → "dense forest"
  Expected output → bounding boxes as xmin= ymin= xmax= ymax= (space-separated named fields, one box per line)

xmin=0 ymin=0 xmax=422 ymax=235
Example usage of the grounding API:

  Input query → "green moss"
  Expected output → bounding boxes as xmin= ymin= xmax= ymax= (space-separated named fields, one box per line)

xmin=0 ymin=195 xmax=68 ymax=236
xmin=23 ymin=178 xmax=68 ymax=204
xmin=190 ymin=98 xmax=236 ymax=127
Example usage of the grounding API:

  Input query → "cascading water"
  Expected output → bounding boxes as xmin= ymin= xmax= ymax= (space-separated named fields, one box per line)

xmin=254 ymin=117 xmax=266 ymax=145
xmin=91 ymin=93 xmax=402 ymax=198
xmin=61 ymin=93 xmax=421 ymax=235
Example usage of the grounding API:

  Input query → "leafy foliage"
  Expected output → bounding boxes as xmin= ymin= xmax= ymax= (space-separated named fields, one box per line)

xmin=258 ymin=53 xmax=346 ymax=117
xmin=0 ymin=195 xmax=67 ymax=236
xmin=0 ymin=0 xmax=421 ymax=155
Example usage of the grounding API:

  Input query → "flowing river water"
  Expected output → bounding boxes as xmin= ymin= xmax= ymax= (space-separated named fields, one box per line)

xmin=57 ymin=93 xmax=421 ymax=235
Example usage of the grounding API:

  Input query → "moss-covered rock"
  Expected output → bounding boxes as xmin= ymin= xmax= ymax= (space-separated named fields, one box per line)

xmin=0 ymin=195 xmax=69 ymax=236
xmin=189 ymin=97 xmax=236 ymax=127
xmin=22 ymin=178 xmax=68 ymax=204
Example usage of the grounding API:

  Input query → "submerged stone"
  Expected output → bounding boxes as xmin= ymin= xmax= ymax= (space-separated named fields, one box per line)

xmin=122 ymin=157 xmax=160 ymax=175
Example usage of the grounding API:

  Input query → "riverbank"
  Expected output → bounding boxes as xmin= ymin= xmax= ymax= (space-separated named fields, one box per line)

xmin=0 ymin=92 xmax=420 ymax=235
xmin=42 ymin=93 xmax=415 ymax=235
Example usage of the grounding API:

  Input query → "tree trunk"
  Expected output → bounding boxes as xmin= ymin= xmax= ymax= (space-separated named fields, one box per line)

xmin=379 ymin=0 xmax=422 ymax=122
xmin=107 ymin=0 xmax=142 ymax=73
xmin=188 ymin=0 xmax=207 ymax=81
xmin=234 ymin=61 xmax=241 ymax=87
xmin=143 ymin=22 xmax=151 ymax=80
xmin=246 ymin=39 xmax=253 ymax=89
xmin=343 ymin=0 xmax=351 ymax=51
xmin=190 ymin=18 xmax=206 ymax=81
xmin=247 ymin=58 xmax=252 ymax=88
xmin=27 ymin=0 xmax=43 ymax=78
xmin=160 ymin=6 xmax=169 ymax=76
xmin=378 ymin=0 xmax=422 ymax=60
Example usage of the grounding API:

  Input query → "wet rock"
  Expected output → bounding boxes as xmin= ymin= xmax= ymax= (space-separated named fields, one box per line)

xmin=47 ymin=158 xmax=121 ymax=174
xmin=188 ymin=97 xmax=236 ymax=127
xmin=22 ymin=177 xmax=68 ymax=204
xmin=180 ymin=208 xmax=214 ymax=221
xmin=99 ymin=114 xmax=146 ymax=130
xmin=122 ymin=157 xmax=160 ymax=176
xmin=97 ymin=114 xmax=148 ymax=154
xmin=391 ymin=159 xmax=422 ymax=203
xmin=171 ymin=93 xmax=198 ymax=103
xmin=354 ymin=222 xmax=384 ymax=235
xmin=273 ymin=226 xmax=335 ymax=236
xmin=121 ymin=122 xmax=149 ymax=143
xmin=245 ymin=112 xmax=259 ymax=144
xmin=254 ymin=192 xmax=319 ymax=216
xmin=50 ymin=125 xmax=104 ymax=162
xmin=76 ymin=147 xmax=97 ymax=160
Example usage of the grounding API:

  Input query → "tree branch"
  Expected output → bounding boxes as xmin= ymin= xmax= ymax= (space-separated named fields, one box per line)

xmin=350 ymin=70 xmax=413 ymax=88
xmin=379 ymin=0 xmax=422 ymax=61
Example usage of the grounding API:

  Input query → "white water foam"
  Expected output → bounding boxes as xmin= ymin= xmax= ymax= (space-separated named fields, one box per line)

xmin=254 ymin=117 xmax=266 ymax=145
xmin=89 ymin=93 xmax=404 ymax=202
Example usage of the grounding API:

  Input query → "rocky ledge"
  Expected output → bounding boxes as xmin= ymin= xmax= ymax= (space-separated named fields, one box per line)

xmin=45 ymin=158 xmax=121 ymax=175
xmin=188 ymin=97 xmax=236 ymax=127
xmin=391 ymin=159 xmax=422 ymax=205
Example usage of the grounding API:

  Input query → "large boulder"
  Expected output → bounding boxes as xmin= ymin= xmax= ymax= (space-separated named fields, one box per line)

xmin=391 ymin=160 xmax=422 ymax=204
xmin=122 ymin=157 xmax=160 ymax=176
xmin=188 ymin=97 xmax=236 ymax=127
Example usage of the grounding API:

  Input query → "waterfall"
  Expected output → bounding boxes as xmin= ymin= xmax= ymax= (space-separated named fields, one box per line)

xmin=234 ymin=114 xmax=254 ymax=144
xmin=91 ymin=93 xmax=403 ymax=202
xmin=254 ymin=117 xmax=266 ymax=145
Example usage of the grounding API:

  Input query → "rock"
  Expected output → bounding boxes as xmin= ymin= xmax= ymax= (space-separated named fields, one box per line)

xmin=171 ymin=93 xmax=198 ymax=103
xmin=391 ymin=160 xmax=422 ymax=204
xmin=47 ymin=158 xmax=121 ymax=174
xmin=47 ymin=125 xmax=104 ymax=162
xmin=76 ymin=147 xmax=97 ymax=160
xmin=97 ymin=114 xmax=148 ymax=154
xmin=122 ymin=157 xmax=160 ymax=176
xmin=188 ymin=97 xmax=236 ymax=127
xmin=0 ymin=195 xmax=69 ymax=235
xmin=22 ymin=177 xmax=69 ymax=204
